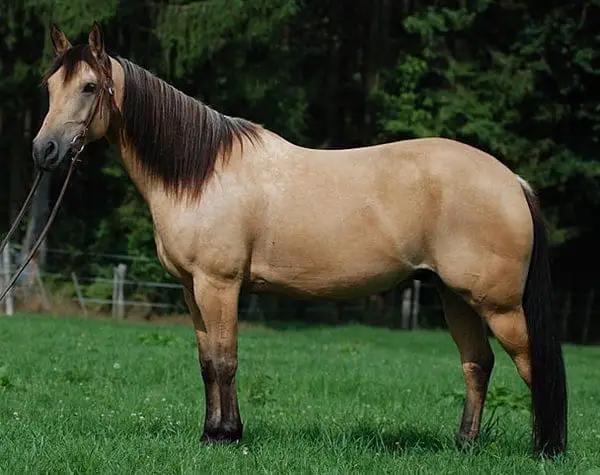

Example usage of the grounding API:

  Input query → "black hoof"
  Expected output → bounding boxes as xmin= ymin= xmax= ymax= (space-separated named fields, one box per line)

xmin=455 ymin=433 xmax=478 ymax=452
xmin=201 ymin=426 xmax=243 ymax=445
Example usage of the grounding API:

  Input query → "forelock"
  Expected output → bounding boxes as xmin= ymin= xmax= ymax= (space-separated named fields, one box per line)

xmin=42 ymin=44 xmax=107 ymax=85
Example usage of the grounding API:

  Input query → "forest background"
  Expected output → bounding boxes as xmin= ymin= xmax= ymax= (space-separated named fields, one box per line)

xmin=1 ymin=0 xmax=599 ymax=342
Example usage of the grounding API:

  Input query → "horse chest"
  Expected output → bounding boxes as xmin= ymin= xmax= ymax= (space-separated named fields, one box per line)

xmin=152 ymin=230 xmax=189 ymax=284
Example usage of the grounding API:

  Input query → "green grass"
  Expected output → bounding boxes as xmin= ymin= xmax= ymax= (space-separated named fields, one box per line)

xmin=0 ymin=314 xmax=599 ymax=474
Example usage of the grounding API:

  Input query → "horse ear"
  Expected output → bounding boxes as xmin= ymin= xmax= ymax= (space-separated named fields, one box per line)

xmin=88 ymin=21 xmax=105 ymax=59
xmin=50 ymin=24 xmax=72 ymax=56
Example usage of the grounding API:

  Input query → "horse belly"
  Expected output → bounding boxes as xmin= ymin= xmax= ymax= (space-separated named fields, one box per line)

xmin=248 ymin=241 xmax=414 ymax=300
xmin=249 ymin=152 xmax=430 ymax=299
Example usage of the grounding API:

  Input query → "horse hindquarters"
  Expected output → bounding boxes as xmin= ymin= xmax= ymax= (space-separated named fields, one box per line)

xmin=481 ymin=184 xmax=567 ymax=457
xmin=434 ymin=179 xmax=566 ymax=457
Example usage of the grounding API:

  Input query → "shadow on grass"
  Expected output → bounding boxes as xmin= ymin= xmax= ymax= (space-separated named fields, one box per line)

xmin=244 ymin=421 xmax=449 ymax=454
xmin=125 ymin=414 xmax=531 ymax=458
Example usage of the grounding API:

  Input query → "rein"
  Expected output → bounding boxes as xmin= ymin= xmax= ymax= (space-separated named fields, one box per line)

xmin=0 ymin=74 xmax=116 ymax=303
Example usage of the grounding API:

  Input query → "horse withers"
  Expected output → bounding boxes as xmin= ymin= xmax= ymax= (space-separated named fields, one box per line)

xmin=32 ymin=23 xmax=567 ymax=457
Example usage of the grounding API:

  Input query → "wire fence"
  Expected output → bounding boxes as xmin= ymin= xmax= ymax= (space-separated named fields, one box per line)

xmin=3 ymin=242 xmax=600 ymax=342
xmin=1 ymin=243 xmax=186 ymax=316
xmin=0 ymin=243 xmax=444 ymax=328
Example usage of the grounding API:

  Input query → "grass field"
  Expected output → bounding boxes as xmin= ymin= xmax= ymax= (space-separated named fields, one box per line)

xmin=1 ymin=314 xmax=599 ymax=474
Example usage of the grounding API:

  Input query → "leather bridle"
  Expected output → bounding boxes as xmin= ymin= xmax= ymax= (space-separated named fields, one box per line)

xmin=70 ymin=72 xmax=116 ymax=160
xmin=0 ymin=63 xmax=117 ymax=302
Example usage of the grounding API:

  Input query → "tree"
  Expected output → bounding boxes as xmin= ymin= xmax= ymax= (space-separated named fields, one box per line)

xmin=2 ymin=0 xmax=600 ymax=339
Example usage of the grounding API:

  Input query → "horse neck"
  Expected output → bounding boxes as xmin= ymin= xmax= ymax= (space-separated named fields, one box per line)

xmin=114 ymin=138 xmax=156 ymax=203
xmin=109 ymin=57 xmax=266 ymax=206
xmin=105 ymin=58 xmax=156 ymax=203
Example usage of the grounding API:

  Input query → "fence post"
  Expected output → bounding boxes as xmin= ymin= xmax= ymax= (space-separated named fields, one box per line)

xmin=116 ymin=263 xmax=127 ymax=320
xmin=411 ymin=280 xmax=421 ymax=329
xmin=247 ymin=294 xmax=263 ymax=320
xmin=112 ymin=266 xmax=118 ymax=319
xmin=35 ymin=271 xmax=52 ymax=312
xmin=2 ymin=244 xmax=14 ymax=316
xmin=401 ymin=285 xmax=412 ymax=330
xmin=71 ymin=272 xmax=88 ymax=317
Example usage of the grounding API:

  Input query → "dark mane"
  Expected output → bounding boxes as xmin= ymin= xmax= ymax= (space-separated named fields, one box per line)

xmin=115 ymin=57 xmax=262 ymax=198
xmin=43 ymin=47 xmax=262 ymax=198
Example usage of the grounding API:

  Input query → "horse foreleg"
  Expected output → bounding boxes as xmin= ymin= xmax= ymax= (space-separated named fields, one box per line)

xmin=438 ymin=285 xmax=495 ymax=448
xmin=184 ymin=289 xmax=222 ymax=441
xmin=191 ymin=277 xmax=243 ymax=443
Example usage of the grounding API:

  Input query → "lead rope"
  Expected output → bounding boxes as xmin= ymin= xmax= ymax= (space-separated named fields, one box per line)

xmin=0 ymin=171 xmax=44 ymax=257
xmin=0 ymin=71 xmax=116 ymax=303
xmin=0 ymin=155 xmax=79 ymax=302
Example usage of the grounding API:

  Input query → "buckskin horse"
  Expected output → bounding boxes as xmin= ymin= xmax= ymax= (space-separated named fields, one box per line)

xmin=30 ymin=23 xmax=567 ymax=457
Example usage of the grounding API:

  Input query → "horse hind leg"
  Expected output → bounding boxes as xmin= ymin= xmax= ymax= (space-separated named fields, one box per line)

xmin=438 ymin=285 xmax=495 ymax=448
xmin=441 ymin=284 xmax=535 ymax=449
xmin=482 ymin=308 xmax=531 ymax=386
xmin=441 ymin=251 xmax=566 ymax=457
xmin=481 ymin=304 xmax=566 ymax=457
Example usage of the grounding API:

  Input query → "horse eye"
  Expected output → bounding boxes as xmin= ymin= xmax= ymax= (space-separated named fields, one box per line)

xmin=82 ymin=83 xmax=97 ymax=94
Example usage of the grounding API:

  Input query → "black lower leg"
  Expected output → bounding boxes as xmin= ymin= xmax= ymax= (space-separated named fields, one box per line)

xmin=200 ymin=365 xmax=222 ymax=442
xmin=202 ymin=353 xmax=242 ymax=444
xmin=214 ymin=378 xmax=242 ymax=442
xmin=456 ymin=358 xmax=494 ymax=449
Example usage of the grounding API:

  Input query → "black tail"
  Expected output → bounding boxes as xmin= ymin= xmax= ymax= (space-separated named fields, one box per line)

xmin=520 ymin=181 xmax=567 ymax=457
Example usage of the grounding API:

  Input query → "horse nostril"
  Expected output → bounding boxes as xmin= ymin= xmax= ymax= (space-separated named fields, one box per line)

xmin=32 ymin=138 xmax=60 ymax=169
xmin=45 ymin=140 xmax=58 ymax=160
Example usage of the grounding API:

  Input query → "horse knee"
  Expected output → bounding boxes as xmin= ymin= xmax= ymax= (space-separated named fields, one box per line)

xmin=211 ymin=342 xmax=238 ymax=384
xmin=199 ymin=356 xmax=218 ymax=385
xmin=194 ymin=332 xmax=215 ymax=377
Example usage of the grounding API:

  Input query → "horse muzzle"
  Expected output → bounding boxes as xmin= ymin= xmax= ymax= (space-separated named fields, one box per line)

xmin=32 ymin=133 xmax=83 ymax=171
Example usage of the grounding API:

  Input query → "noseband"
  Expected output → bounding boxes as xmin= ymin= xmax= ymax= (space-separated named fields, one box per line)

xmin=0 ymin=66 xmax=117 ymax=303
